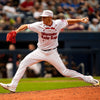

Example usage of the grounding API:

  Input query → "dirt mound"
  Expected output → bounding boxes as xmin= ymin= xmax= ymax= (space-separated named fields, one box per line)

xmin=0 ymin=86 xmax=100 ymax=100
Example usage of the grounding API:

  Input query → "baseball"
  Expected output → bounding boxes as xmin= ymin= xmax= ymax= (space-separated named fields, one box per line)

xmin=84 ymin=19 xmax=87 ymax=22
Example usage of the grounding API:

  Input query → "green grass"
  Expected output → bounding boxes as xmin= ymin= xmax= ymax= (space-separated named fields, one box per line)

xmin=0 ymin=77 xmax=100 ymax=93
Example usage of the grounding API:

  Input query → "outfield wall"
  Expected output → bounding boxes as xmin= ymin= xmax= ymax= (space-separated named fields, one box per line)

xmin=0 ymin=31 xmax=100 ymax=48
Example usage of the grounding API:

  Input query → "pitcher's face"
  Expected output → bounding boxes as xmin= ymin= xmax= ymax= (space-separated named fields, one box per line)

xmin=42 ymin=17 xmax=52 ymax=26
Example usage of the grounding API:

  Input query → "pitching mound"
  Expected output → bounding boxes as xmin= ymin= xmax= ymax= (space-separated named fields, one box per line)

xmin=0 ymin=86 xmax=100 ymax=100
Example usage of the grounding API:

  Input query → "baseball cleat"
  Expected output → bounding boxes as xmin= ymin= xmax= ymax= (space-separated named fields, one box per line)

xmin=91 ymin=79 xmax=99 ymax=86
xmin=84 ymin=76 xmax=99 ymax=86
xmin=0 ymin=83 xmax=16 ymax=93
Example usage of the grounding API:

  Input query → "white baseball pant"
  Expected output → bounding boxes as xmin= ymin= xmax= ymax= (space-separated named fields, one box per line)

xmin=11 ymin=48 xmax=85 ymax=87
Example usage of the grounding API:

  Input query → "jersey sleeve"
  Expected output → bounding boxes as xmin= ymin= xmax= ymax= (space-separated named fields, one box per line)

xmin=56 ymin=19 xmax=68 ymax=30
xmin=28 ymin=22 xmax=40 ymax=33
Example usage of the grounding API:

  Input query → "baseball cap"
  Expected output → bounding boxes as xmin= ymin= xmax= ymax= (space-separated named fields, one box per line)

xmin=40 ymin=10 xmax=53 ymax=17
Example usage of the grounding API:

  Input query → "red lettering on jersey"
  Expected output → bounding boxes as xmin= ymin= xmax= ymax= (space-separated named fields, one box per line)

xmin=45 ymin=27 xmax=55 ymax=30
xmin=41 ymin=32 xmax=57 ymax=36
xmin=45 ymin=27 xmax=50 ymax=29
xmin=51 ymin=27 xmax=55 ymax=30
xmin=51 ymin=36 xmax=57 ymax=39
xmin=41 ymin=32 xmax=57 ymax=40
xmin=53 ymin=36 xmax=57 ymax=39
xmin=43 ymin=36 xmax=50 ymax=40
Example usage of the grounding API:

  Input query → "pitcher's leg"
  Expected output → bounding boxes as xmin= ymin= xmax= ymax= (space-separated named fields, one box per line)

xmin=46 ymin=51 xmax=99 ymax=86
xmin=11 ymin=59 xmax=40 ymax=87
xmin=47 ymin=53 xmax=85 ymax=80
xmin=10 ymin=49 xmax=42 ymax=88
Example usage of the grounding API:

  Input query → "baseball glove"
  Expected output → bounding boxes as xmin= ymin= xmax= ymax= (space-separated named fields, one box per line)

xmin=6 ymin=31 xmax=17 ymax=43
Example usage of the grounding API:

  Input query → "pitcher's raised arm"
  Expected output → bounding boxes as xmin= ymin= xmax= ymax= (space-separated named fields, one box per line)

xmin=67 ymin=17 xmax=89 ymax=25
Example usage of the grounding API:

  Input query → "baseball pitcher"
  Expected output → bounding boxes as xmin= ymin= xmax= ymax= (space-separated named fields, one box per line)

xmin=0 ymin=10 xmax=99 ymax=93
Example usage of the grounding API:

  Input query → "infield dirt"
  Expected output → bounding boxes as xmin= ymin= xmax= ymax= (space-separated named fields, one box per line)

xmin=0 ymin=86 xmax=100 ymax=100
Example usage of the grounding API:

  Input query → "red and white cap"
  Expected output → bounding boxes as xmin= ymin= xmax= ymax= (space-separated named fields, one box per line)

xmin=40 ymin=10 xmax=53 ymax=17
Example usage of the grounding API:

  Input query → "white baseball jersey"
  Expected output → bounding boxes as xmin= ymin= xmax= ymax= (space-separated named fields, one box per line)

xmin=28 ymin=19 xmax=68 ymax=50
